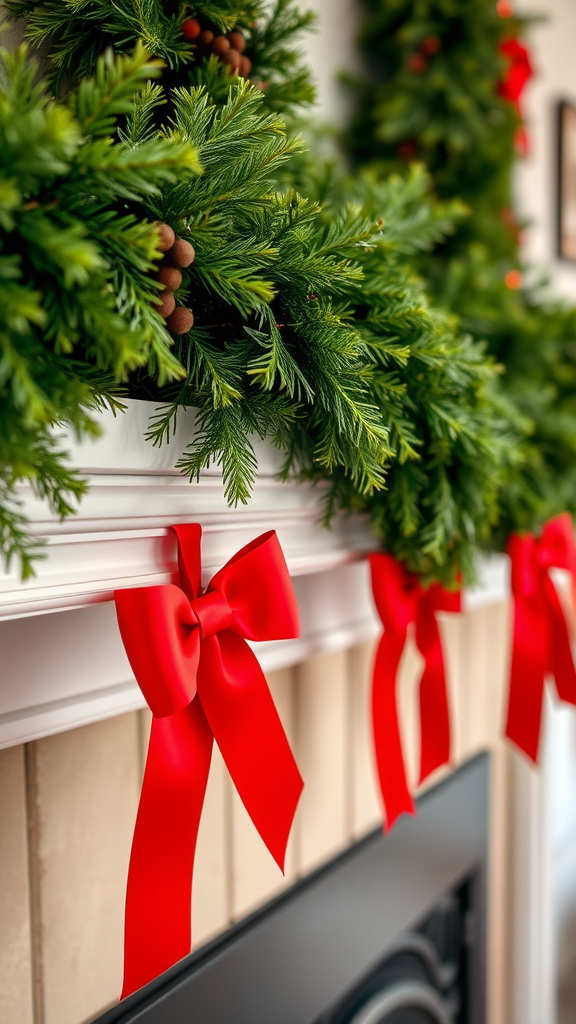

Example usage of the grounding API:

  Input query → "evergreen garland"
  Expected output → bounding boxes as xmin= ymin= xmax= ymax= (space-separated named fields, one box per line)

xmin=6 ymin=0 xmax=316 ymax=115
xmin=282 ymin=156 xmax=513 ymax=583
xmin=346 ymin=0 xmax=576 ymax=546
xmin=2 ymin=0 xmax=526 ymax=587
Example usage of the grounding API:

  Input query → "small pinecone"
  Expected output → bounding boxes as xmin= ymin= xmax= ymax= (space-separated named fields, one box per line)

xmin=191 ymin=24 xmax=251 ymax=79
xmin=169 ymin=239 xmax=195 ymax=268
xmin=212 ymin=35 xmax=230 ymax=56
xmin=155 ymin=222 xmax=175 ymax=252
xmin=158 ymin=266 xmax=183 ymax=291
xmin=223 ymin=48 xmax=241 ymax=70
xmin=228 ymin=31 xmax=246 ymax=53
xmin=166 ymin=306 xmax=194 ymax=334
xmin=152 ymin=225 xmax=195 ymax=326
xmin=157 ymin=290 xmax=176 ymax=319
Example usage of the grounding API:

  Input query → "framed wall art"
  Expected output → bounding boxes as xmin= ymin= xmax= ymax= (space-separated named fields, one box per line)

xmin=557 ymin=100 xmax=576 ymax=261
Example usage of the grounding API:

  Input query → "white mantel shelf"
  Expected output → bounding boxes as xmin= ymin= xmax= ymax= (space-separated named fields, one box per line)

xmin=0 ymin=400 xmax=509 ymax=749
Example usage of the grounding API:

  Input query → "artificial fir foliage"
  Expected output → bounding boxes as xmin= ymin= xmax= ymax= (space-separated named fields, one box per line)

xmin=347 ymin=0 xmax=576 ymax=543
xmin=4 ymin=0 xmax=519 ymax=587
xmin=282 ymin=158 xmax=512 ymax=583
xmin=136 ymin=81 xmax=390 ymax=504
xmin=6 ymin=0 xmax=316 ymax=116
xmin=0 ymin=43 xmax=200 ymax=578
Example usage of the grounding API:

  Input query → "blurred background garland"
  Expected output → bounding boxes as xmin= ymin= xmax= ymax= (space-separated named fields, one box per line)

xmin=2 ymin=0 xmax=574 ymax=586
xmin=345 ymin=0 xmax=576 ymax=550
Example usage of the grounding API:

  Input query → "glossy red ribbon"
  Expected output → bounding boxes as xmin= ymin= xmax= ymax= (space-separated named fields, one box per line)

xmin=369 ymin=554 xmax=461 ymax=832
xmin=498 ymin=37 xmax=533 ymax=153
xmin=115 ymin=525 xmax=303 ymax=997
xmin=505 ymin=514 xmax=576 ymax=762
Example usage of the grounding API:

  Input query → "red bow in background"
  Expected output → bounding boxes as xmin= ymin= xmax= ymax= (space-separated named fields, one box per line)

xmin=369 ymin=554 xmax=461 ymax=832
xmin=498 ymin=37 xmax=533 ymax=153
xmin=115 ymin=525 xmax=302 ymax=997
xmin=506 ymin=514 xmax=576 ymax=762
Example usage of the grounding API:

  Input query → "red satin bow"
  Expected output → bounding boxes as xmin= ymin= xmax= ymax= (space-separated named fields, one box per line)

xmin=498 ymin=37 xmax=533 ymax=153
xmin=369 ymin=554 xmax=461 ymax=832
xmin=505 ymin=514 xmax=576 ymax=762
xmin=115 ymin=525 xmax=303 ymax=997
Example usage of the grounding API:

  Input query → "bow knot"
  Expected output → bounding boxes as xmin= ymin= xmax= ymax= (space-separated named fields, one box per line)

xmin=115 ymin=525 xmax=303 ymax=997
xmin=189 ymin=589 xmax=233 ymax=637
xmin=506 ymin=514 xmax=576 ymax=762
xmin=369 ymin=553 xmax=461 ymax=832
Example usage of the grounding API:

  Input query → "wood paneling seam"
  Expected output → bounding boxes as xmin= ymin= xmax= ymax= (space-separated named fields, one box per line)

xmin=24 ymin=743 xmax=45 ymax=1024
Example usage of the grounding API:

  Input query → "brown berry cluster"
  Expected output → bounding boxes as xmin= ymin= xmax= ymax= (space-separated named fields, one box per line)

xmin=155 ymin=223 xmax=195 ymax=335
xmin=406 ymin=35 xmax=441 ymax=74
xmin=182 ymin=18 xmax=252 ymax=78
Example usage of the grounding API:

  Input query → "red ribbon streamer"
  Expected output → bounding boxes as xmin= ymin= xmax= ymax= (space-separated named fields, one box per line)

xmin=498 ymin=37 xmax=533 ymax=153
xmin=506 ymin=514 xmax=576 ymax=762
xmin=115 ymin=525 xmax=303 ymax=997
xmin=369 ymin=554 xmax=461 ymax=832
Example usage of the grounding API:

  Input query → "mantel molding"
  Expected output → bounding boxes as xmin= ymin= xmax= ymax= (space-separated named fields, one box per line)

xmin=0 ymin=400 xmax=375 ymax=620
xmin=0 ymin=400 xmax=509 ymax=748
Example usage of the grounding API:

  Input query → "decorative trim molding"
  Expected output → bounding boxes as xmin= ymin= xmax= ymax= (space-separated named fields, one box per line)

xmin=0 ymin=400 xmax=375 ymax=620
xmin=0 ymin=399 xmax=509 ymax=748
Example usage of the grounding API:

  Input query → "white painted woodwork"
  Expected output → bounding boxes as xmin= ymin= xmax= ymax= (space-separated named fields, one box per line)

xmin=0 ymin=401 xmax=375 ymax=621
xmin=0 ymin=397 xmax=508 ymax=750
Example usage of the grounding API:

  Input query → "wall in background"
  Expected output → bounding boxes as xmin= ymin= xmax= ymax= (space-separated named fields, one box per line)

xmin=0 ymin=606 xmax=515 ymax=1024
xmin=514 ymin=3 xmax=576 ymax=1022
xmin=517 ymin=0 xmax=576 ymax=300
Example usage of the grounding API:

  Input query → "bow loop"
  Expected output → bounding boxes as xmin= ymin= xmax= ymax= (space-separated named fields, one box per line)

xmin=540 ymin=513 xmax=576 ymax=574
xmin=115 ymin=584 xmax=200 ymax=718
xmin=210 ymin=530 xmax=300 ymax=642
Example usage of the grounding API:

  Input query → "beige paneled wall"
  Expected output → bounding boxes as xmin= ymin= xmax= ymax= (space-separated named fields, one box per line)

xmin=0 ymin=604 xmax=515 ymax=1024
xmin=0 ymin=746 xmax=34 ymax=1024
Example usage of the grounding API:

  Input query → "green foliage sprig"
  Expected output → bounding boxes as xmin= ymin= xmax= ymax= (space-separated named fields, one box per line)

xmin=281 ymin=158 xmax=513 ymax=583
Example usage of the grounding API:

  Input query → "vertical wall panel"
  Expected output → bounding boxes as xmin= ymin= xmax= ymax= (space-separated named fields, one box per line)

xmin=231 ymin=668 xmax=297 ymax=920
xmin=28 ymin=714 xmax=141 ymax=1024
xmin=348 ymin=641 xmax=381 ymax=838
xmin=439 ymin=613 xmax=465 ymax=770
xmin=0 ymin=745 xmax=34 ymax=1024
xmin=295 ymin=651 xmax=350 ymax=874
xmin=192 ymin=746 xmax=231 ymax=946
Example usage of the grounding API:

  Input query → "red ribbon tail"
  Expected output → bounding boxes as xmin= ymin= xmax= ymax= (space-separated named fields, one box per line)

xmin=544 ymin=575 xmax=576 ymax=706
xmin=121 ymin=700 xmax=213 ymax=998
xmin=417 ymin=643 xmax=451 ymax=784
xmin=372 ymin=632 xmax=415 ymax=833
xmin=505 ymin=594 xmax=547 ymax=763
xmin=197 ymin=633 xmax=303 ymax=871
